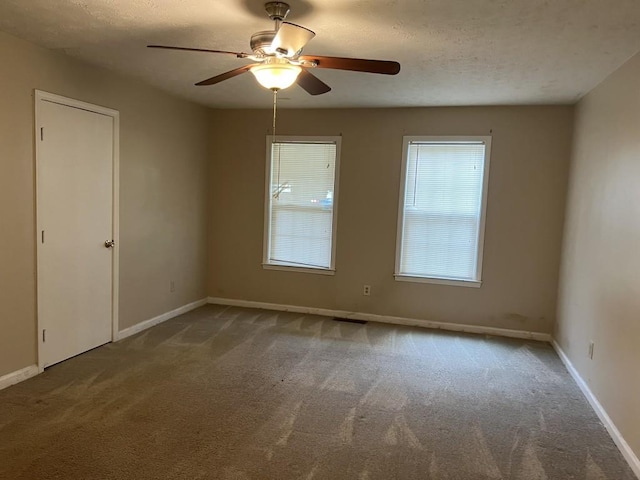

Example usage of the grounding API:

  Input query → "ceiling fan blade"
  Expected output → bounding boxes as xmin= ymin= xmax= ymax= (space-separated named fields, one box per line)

xmin=196 ymin=64 xmax=257 ymax=86
xmin=296 ymin=69 xmax=331 ymax=95
xmin=299 ymin=55 xmax=400 ymax=75
xmin=148 ymin=45 xmax=249 ymax=58
xmin=271 ymin=22 xmax=315 ymax=57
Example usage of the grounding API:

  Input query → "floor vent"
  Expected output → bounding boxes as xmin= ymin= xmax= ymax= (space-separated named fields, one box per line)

xmin=333 ymin=317 xmax=368 ymax=325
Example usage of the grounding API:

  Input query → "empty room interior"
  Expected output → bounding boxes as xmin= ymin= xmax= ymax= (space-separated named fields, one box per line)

xmin=0 ymin=0 xmax=639 ymax=478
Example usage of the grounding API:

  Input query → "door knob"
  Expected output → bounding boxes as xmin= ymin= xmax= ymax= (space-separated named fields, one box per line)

xmin=105 ymin=240 xmax=115 ymax=248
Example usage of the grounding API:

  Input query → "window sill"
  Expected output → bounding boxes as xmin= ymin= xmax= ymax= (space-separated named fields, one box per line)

xmin=263 ymin=263 xmax=336 ymax=276
xmin=394 ymin=274 xmax=481 ymax=288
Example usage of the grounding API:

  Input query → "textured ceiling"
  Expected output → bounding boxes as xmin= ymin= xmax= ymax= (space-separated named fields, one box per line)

xmin=0 ymin=0 xmax=639 ymax=108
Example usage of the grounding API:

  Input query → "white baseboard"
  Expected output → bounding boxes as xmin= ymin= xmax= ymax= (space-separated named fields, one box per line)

xmin=0 ymin=364 xmax=39 ymax=391
xmin=552 ymin=340 xmax=640 ymax=479
xmin=116 ymin=298 xmax=208 ymax=341
xmin=206 ymin=297 xmax=551 ymax=342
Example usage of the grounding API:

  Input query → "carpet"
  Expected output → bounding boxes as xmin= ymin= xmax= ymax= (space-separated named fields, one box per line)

xmin=0 ymin=304 xmax=635 ymax=479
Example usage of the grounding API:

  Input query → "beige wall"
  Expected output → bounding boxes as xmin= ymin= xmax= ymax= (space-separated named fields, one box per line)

xmin=0 ymin=31 xmax=210 ymax=377
xmin=209 ymin=106 xmax=573 ymax=333
xmin=556 ymin=52 xmax=640 ymax=459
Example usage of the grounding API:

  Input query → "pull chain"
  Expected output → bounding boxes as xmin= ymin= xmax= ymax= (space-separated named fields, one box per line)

xmin=272 ymin=89 xmax=282 ymax=199
xmin=272 ymin=88 xmax=278 ymax=141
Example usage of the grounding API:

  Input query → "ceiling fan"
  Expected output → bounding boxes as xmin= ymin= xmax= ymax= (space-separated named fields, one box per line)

xmin=148 ymin=1 xmax=401 ymax=95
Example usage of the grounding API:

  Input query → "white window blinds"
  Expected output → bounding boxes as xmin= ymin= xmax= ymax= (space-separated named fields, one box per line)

xmin=265 ymin=138 xmax=339 ymax=271
xmin=396 ymin=137 xmax=491 ymax=284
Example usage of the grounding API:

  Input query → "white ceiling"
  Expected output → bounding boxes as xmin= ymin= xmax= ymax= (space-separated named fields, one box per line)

xmin=1 ymin=0 xmax=639 ymax=109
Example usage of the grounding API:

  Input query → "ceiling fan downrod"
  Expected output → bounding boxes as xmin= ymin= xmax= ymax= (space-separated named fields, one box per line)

xmin=265 ymin=1 xmax=291 ymax=30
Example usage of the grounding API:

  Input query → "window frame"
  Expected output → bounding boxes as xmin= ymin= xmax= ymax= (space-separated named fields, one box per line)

xmin=394 ymin=135 xmax=492 ymax=288
xmin=262 ymin=135 xmax=341 ymax=275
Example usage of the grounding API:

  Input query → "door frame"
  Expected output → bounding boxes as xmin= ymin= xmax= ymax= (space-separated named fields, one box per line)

xmin=34 ymin=90 xmax=120 ymax=372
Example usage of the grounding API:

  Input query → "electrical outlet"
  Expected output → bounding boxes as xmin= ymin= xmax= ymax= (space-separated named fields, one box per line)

xmin=588 ymin=341 xmax=594 ymax=359
xmin=363 ymin=285 xmax=371 ymax=296
xmin=170 ymin=280 xmax=176 ymax=293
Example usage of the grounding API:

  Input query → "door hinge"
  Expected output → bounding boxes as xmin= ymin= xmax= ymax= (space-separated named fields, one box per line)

xmin=42 ymin=329 xmax=46 ymax=342
xmin=40 ymin=127 xmax=44 ymax=141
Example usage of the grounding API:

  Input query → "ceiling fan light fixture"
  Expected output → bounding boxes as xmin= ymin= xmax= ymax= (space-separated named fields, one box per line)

xmin=250 ymin=59 xmax=301 ymax=91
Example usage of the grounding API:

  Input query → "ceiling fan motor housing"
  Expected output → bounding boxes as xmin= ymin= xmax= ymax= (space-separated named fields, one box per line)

xmin=250 ymin=30 xmax=277 ymax=55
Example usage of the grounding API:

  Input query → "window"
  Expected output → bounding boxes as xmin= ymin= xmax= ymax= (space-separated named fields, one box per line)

xmin=263 ymin=136 xmax=340 ymax=274
xmin=395 ymin=136 xmax=491 ymax=287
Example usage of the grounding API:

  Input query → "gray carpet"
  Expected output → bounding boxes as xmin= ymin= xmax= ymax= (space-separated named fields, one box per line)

xmin=0 ymin=304 xmax=635 ymax=479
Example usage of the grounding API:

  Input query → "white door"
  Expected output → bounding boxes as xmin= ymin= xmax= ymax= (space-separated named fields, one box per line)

xmin=37 ymin=97 xmax=115 ymax=368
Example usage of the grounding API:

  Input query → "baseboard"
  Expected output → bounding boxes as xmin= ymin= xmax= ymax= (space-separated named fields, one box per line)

xmin=0 ymin=364 xmax=39 ymax=391
xmin=206 ymin=297 xmax=551 ymax=342
xmin=116 ymin=298 xmax=208 ymax=341
xmin=552 ymin=340 xmax=640 ymax=479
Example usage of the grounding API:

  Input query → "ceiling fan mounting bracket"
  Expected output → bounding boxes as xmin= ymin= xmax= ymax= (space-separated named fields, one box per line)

xmin=264 ymin=2 xmax=291 ymax=22
xmin=294 ymin=59 xmax=317 ymax=68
